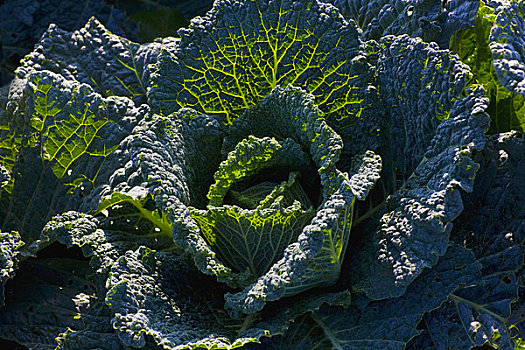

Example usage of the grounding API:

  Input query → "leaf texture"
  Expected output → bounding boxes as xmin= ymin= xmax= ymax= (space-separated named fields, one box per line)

xmin=325 ymin=0 xmax=479 ymax=48
xmin=106 ymin=246 xmax=349 ymax=349
xmin=450 ymin=0 xmax=525 ymax=133
xmin=214 ymin=85 xmax=380 ymax=315
xmin=148 ymin=0 xmax=376 ymax=140
xmin=347 ymin=34 xmax=490 ymax=300
xmin=490 ymin=0 xmax=525 ymax=98
xmin=0 ymin=231 xmax=23 ymax=307
xmin=414 ymin=131 xmax=525 ymax=349
xmin=0 ymin=0 xmax=138 ymax=85
xmin=15 ymin=18 xmax=162 ymax=105
xmin=257 ymin=245 xmax=481 ymax=350
xmin=0 ymin=256 xmax=99 ymax=349
xmin=0 ymin=70 xmax=147 ymax=244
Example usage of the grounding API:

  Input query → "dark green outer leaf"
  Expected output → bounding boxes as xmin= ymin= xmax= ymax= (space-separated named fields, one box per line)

xmin=449 ymin=0 xmax=525 ymax=133
xmin=88 ymin=109 xmax=225 ymax=214
xmin=55 ymin=300 xmax=136 ymax=350
xmin=417 ymin=131 xmax=525 ymax=350
xmin=347 ymin=35 xmax=490 ymax=300
xmin=148 ymin=0 xmax=377 ymax=148
xmin=37 ymin=209 xmax=176 ymax=272
xmin=0 ymin=202 xmax=178 ymax=350
xmin=105 ymin=246 xmax=350 ymax=350
xmin=325 ymin=0 xmax=479 ymax=48
xmin=15 ymin=18 xmax=162 ymax=105
xmin=257 ymin=244 xmax=481 ymax=350
xmin=0 ymin=0 xmax=138 ymax=85
xmin=0 ymin=70 xmax=147 ymax=244
xmin=0 ymin=257 xmax=98 ymax=349
xmin=489 ymin=0 xmax=525 ymax=98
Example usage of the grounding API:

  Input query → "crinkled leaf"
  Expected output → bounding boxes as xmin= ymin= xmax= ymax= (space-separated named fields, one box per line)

xmin=223 ymin=85 xmax=354 ymax=199
xmin=149 ymin=0 xmax=376 ymax=142
xmin=97 ymin=192 xmax=173 ymax=241
xmin=0 ymin=0 xmax=138 ymax=85
xmin=206 ymin=136 xmax=311 ymax=207
xmin=55 ymin=301 xmax=134 ymax=350
xmin=325 ymin=0 xmax=479 ymax=48
xmin=1 ymin=201 xmax=178 ymax=349
xmin=173 ymin=85 xmax=380 ymax=315
xmin=224 ymin=177 xmax=355 ymax=317
xmin=189 ymin=135 xmax=316 ymax=284
xmin=490 ymin=0 xmax=525 ymax=98
xmin=36 ymin=207 xmax=176 ymax=273
xmin=15 ymin=18 xmax=161 ymax=105
xmin=231 ymin=171 xmax=313 ymax=210
xmin=106 ymin=246 xmax=349 ymax=350
xmin=450 ymin=0 xmax=525 ymax=133
xmin=508 ymin=269 xmax=525 ymax=344
xmin=347 ymin=35 xmax=489 ymax=300
xmin=85 ymin=109 xmax=231 ymax=281
xmin=257 ymin=245 xmax=481 ymax=350
xmin=90 ymin=109 xmax=225 ymax=215
xmin=347 ymin=150 xmax=382 ymax=201
xmin=0 ymin=231 xmax=24 ymax=307
xmin=0 ymin=70 xmax=147 ymax=243
xmin=416 ymin=131 xmax=525 ymax=350
xmin=30 ymin=207 xmax=177 ymax=350
xmin=191 ymin=200 xmax=314 ymax=280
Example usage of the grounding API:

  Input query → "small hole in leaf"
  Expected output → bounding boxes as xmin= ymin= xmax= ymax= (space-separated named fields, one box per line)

xmin=502 ymin=276 xmax=511 ymax=284
xmin=29 ymin=306 xmax=34 ymax=312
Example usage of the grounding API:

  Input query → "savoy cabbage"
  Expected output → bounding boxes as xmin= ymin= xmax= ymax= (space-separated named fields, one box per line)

xmin=0 ymin=0 xmax=523 ymax=349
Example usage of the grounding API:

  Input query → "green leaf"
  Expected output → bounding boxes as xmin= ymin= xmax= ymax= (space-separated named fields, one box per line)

xmin=0 ymin=0 xmax=139 ymax=85
xmin=449 ymin=0 xmax=525 ymax=133
xmin=489 ymin=0 xmax=525 ymax=98
xmin=15 ymin=17 xmax=159 ymax=104
xmin=105 ymin=246 xmax=349 ymax=349
xmin=347 ymin=34 xmax=490 ymax=300
xmin=149 ymin=0 xmax=375 ymax=131
xmin=171 ymin=86 xmax=381 ymax=315
xmin=260 ymin=244 xmax=481 ymax=350
xmin=0 ymin=70 xmax=147 ymax=243
xmin=97 ymin=192 xmax=173 ymax=240
xmin=191 ymin=198 xmax=314 ymax=280
xmin=0 ymin=256 xmax=99 ymax=349
xmin=25 ymin=206 xmax=179 ymax=350
xmin=55 ymin=300 xmax=133 ymax=350
xmin=230 ymin=171 xmax=313 ymax=210
xmin=224 ymin=176 xmax=356 ymax=317
xmin=36 ymin=207 xmax=176 ymax=272
xmin=417 ymin=131 xmax=525 ymax=349
xmin=325 ymin=0 xmax=480 ymax=48
xmin=206 ymin=136 xmax=311 ymax=207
